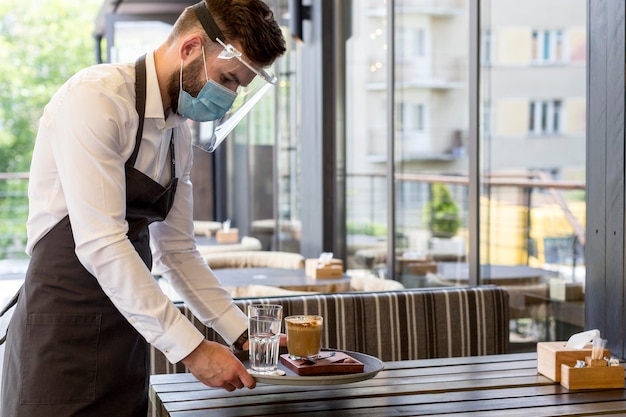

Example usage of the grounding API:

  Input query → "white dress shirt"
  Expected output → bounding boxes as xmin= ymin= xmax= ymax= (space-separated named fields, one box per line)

xmin=26 ymin=52 xmax=247 ymax=363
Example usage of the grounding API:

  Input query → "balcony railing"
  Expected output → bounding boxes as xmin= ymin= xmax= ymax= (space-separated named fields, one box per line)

xmin=346 ymin=171 xmax=586 ymax=275
xmin=0 ymin=172 xmax=29 ymax=260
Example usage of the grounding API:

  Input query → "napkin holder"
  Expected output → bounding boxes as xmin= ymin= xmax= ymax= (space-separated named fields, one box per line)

xmin=549 ymin=278 xmax=584 ymax=301
xmin=216 ymin=228 xmax=239 ymax=244
xmin=537 ymin=341 xmax=610 ymax=382
xmin=560 ymin=360 xmax=624 ymax=390
xmin=305 ymin=258 xmax=344 ymax=279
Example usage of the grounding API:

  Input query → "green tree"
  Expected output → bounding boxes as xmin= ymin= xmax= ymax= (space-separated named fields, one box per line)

xmin=0 ymin=0 xmax=102 ymax=257
xmin=423 ymin=183 xmax=461 ymax=238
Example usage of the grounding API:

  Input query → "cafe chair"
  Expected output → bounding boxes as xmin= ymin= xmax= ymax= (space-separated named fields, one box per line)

xmin=349 ymin=271 xmax=405 ymax=292
xmin=224 ymin=284 xmax=316 ymax=298
xmin=353 ymin=247 xmax=389 ymax=269
xmin=204 ymin=251 xmax=305 ymax=269
xmin=505 ymin=283 xmax=551 ymax=340
xmin=192 ymin=220 xmax=222 ymax=237
xmin=197 ymin=236 xmax=262 ymax=256
xmin=424 ymin=272 xmax=458 ymax=287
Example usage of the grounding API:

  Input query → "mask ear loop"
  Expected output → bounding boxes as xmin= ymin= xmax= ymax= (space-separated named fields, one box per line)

xmin=179 ymin=59 xmax=184 ymax=91
xmin=201 ymin=46 xmax=209 ymax=81
xmin=179 ymin=44 xmax=209 ymax=93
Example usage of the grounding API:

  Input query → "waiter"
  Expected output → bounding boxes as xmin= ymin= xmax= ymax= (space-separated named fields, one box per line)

xmin=0 ymin=0 xmax=285 ymax=415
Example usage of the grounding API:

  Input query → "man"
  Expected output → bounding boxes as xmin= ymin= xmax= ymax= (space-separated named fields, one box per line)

xmin=0 ymin=0 xmax=285 ymax=415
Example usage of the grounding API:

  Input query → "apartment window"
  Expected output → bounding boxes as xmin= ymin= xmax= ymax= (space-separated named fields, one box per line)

xmin=412 ymin=103 xmax=425 ymax=132
xmin=481 ymin=29 xmax=492 ymax=64
xmin=416 ymin=28 xmax=425 ymax=57
xmin=397 ymin=27 xmax=426 ymax=59
xmin=482 ymin=100 xmax=492 ymax=136
xmin=532 ymin=29 xmax=564 ymax=63
xmin=529 ymin=99 xmax=562 ymax=135
xmin=396 ymin=102 xmax=425 ymax=132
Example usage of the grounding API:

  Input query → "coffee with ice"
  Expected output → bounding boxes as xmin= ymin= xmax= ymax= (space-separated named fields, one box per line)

xmin=285 ymin=315 xmax=323 ymax=359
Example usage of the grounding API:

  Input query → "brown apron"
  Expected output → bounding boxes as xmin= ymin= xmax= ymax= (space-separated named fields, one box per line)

xmin=0 ymin=55 xmax=178 ymax=417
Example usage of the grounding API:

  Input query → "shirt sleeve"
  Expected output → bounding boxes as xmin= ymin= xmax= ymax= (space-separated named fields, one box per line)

xmin=41 ymin=69 xmax=205 ymax=364
xmin=150 ymin=139 xmax=248 ymax=346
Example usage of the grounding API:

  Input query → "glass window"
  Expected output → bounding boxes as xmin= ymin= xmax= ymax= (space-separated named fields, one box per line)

xmin=108 ymin=20 xmax=171 ymax=63
xmin=481 ymin=0 xmax=586 ymax=346
xmin=222 ymin=0 xmax=301 ymax=253
xmin=530 ymin=99 xmax=563 ymax=135
xmin=533 ymin=29 xmax=565 ymax=63
xmin=346 ymin=0 xmax=470 ymax=284
xmin=345 ymin=0 xmax=586 ymax=351
xmin=481 ymin=29 xmax=492 ymax=64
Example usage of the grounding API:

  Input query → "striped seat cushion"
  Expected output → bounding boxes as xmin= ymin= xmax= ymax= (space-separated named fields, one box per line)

xmin=150 ymin=286 xmax=509 ymax=374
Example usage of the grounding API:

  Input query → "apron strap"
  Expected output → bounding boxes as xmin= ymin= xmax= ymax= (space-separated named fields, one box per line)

xmin=0 ymin=284 xmax=22 ymax=345
xmin=126 ymin=54 xmax=147 ymax=168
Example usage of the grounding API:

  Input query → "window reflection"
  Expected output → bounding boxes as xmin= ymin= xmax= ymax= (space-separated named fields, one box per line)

xmin=346 ymin=0 xmax=586 ymax=351
xmin=480 ymin=0 xmax=586 ymax=348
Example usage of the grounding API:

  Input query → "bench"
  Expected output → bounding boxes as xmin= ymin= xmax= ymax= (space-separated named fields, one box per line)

xmin=150 ymin=286 xmax=509 ymax=375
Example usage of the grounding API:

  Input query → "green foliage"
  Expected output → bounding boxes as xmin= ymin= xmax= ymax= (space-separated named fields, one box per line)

xmin=423 ymin=183 xmax=460 ymax=238
xmin=0 ymin=0 xmax=101 ymax=172
xmin=0 ymin=0 xmax=102 ymax=258
xmin=346 ymin=221 xmax=387 ymax=237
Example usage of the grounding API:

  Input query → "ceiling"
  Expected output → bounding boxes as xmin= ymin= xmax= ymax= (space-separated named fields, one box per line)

xmin=93 ymin=0 xmax=196 ymax=37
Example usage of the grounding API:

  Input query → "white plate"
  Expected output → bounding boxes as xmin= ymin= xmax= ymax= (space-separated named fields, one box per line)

xmin=245 ymin=349 xmax=384 ymax=386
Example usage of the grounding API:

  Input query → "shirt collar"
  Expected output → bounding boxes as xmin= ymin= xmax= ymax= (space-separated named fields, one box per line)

xmin=144 ymin=51 xmax=185 ymax=128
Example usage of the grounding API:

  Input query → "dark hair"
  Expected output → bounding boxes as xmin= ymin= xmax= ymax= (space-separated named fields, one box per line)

xmin=207 ymin=0 xmax=285 ymax=66
xmin=170 ymin=0 xmax=286 ymax=67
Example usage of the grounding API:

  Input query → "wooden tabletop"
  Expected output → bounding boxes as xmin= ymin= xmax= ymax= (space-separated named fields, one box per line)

xmin=150 ymin=352 xmax=626 ymax=416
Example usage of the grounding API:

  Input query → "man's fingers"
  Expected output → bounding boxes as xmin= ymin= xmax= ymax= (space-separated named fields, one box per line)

xmin=230 ymin=378 xmax=244 ymax=390
xmin=241 ymin=369 xmax=256 ymax=389
xmin=184 ymin=340 xmax=257 ymax=391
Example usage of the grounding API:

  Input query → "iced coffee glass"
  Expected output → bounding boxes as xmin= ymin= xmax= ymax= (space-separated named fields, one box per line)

xmin=248 ymin=304 xmax=283 ymax=373
xmin=284 ymin=315 xmax=324 ymax=359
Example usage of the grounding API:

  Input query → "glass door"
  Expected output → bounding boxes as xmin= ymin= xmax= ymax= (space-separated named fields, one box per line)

xmin=480 ymin=0 xmax=586 ymax=346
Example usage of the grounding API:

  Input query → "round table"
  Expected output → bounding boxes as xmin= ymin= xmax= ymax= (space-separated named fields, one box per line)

xmin=213 ymin=267 xmax=351 ymax=293
xmin=436 ymin=262 xmax=550 ymax=286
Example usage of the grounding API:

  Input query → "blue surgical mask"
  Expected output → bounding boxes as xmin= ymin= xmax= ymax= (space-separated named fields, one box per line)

xmin=177 ymin=50 xmax=237 ymax=122
xmin=178 ymin=79 xmax=236 ymax=122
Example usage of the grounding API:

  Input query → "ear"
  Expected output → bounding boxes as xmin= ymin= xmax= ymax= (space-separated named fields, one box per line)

xmin=179 ymin=34 xmax=204 ymax=61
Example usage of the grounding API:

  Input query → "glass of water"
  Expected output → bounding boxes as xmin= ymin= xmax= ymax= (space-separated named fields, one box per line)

xmin=248 ymin=304 xmax=283 ymax=374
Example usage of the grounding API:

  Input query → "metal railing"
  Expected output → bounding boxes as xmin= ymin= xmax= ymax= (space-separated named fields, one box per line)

xmin=0 ymin=172 xmax=29 ymax=260
xmin=346 ymin=171 xmax=586 ymax=271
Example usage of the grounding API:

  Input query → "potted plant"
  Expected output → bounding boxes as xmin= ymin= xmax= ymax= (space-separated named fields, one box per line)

xmin=423 ymin=183 xmax=460 ymax=238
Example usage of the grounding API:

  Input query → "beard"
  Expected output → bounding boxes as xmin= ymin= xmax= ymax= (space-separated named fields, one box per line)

xmin=167 ymin=55 xmax=207 ymax=115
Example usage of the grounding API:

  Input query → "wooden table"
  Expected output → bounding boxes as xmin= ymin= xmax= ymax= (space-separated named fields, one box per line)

xmin=437 ymin=262 xmax=550 ymax=285
xmin=213 ymin=267 xmax=351 ymax=293
xmin=156 ymin=268 xmax=351 ymax=302
xmin=150 ymin=352 xmax=626 ymax=416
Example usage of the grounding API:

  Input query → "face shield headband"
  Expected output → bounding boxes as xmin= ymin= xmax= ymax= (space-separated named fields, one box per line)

xmin=191 ymin=1 xmax=277 ymax=152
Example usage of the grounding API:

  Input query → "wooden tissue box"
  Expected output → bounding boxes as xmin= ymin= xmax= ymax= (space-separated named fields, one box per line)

xmin=537 ymin=341 xmax=610 ymax=382
xmin=215 ymin=228 xmax=239 ymax=244
xmin=549 ymin=279 xmax=584 ymax=301
xmin=305 ymin=259 xmax=344 ymax=279
xmin=560 ymin=362 xmax=624 ymax=390
xmin=397 ymin=259 xmax=438 ymax=275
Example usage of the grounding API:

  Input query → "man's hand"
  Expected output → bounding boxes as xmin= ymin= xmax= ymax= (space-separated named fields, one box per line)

xmin=182 ymin=340 xmax=256 ymax=391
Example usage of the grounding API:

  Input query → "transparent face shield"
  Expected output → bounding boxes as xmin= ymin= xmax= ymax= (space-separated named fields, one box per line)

xmin=195 ymin=39 xmax=277 ymax=152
